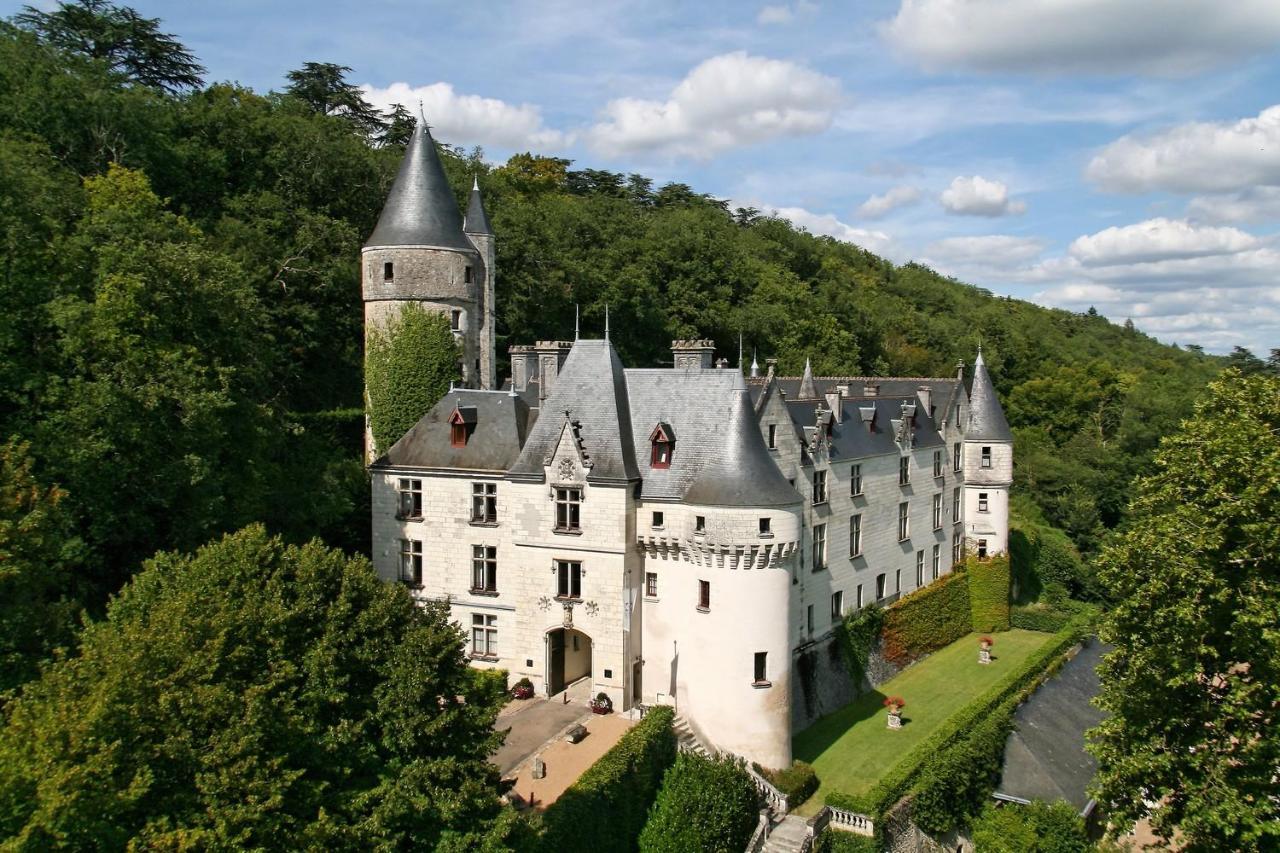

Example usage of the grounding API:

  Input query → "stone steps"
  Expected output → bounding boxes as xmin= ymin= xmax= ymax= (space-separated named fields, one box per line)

xmin=762 ymin=815 xmax=810 ymax=853
xmin=672 ymin=714 xmax=710 ymax=757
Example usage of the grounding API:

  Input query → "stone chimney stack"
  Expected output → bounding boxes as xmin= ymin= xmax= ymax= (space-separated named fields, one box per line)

xmin=535 ymin=340 xmax=573 ymax=402
xmin=509 ymin=345 xmax=538 ymax=392
xmin=862 ymin=382 xmax=880 ymax=397
xmin=765 ymin=358 xmax=778 ymax=380
xmin=715 ymin=357 xmax=730 ymax=369
xmin=672 ymin=339 xmax=715 ymax=369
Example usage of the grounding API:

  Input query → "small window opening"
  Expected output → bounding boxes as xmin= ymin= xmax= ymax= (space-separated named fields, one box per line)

xmin=759 ymin=517 xmax=771 ymax=535
xmin=695 ymin=515 xmax=706 ymax=534
xmin=652 ymin=511 xmax=664 ymax=528
xmin=383 ymin=261 xmax=394 ymax=281
xmin=450 ymin=309 xmax=462 ymax=332
xmin=753 ymin=651 xmax=768 ymax=685
xmin=768 ymin=423 xmax=777 ymax=449
xmin=697 ymin=580 xmax=710 ymax=610
xmin=464 ymin=265 xmax=473 ymax=284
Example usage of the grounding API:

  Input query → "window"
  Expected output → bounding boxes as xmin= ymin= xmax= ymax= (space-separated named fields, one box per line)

xmin=649 ymin=423 xmax=674 ymax=469
xmin=876 ymin=573 xmax=887 ymax=601
xmin=933 ymin=493 xmax=943 ymax=529
xmin=933 ymin=450 xmax=943 ymax=478
xmin=953 ymin=442 xmax=962 ymax=472
xmin=896 ymin=569 xmax=902 ymax=594
xmin=898 ymin=501 xmax=910 ymax=541
xmin=932 ymin=544 xmax=941 ymax=580
xmin=383 ymin=261 xmax=394 ymax=281
xmin=464 ymin=265 xmax=473 ymax=284
xmin=472 ymin=482 xmax=497 ymax=523
xmin=981 ymin=446 xmax=992 ymax=468
xmin=831 ymin=590 xmax=844 ymax=619
xmin=849 ymin=514 xmax=863 ymax=557
xmin=697 ymin=580 xmax=710 ymax=611
xmin=645 ymin=571 xmax=658 ymax=597
xmin=652 ymin=511 xmax=664 ymax=528
xmin=978 ymin=539 xmax=989 ymax=559
xmin=953 ymin=487 xmax=962 ymax=522
xmin=397 ymin=478 xmax=423 ymax=519
xmin=695 ymin=515 xmax=706 ymax=533
xmin=759 ymin=517 xmax=772 ymax=536
xmin=449 ymin=406 xmax=475 ymax=447
xmin=554 ymin=487 xmax=582 ymax=532
xmin=812 ymin=470 xmax=828 ymax=504
xmin=807 ymin=604 xmax=814 ymax=634
xmin=754 ymin=651 xmax=768 ymax=685
xmin=916 ymin=550 xmax=924 ymax=587
xmin=953 ymin=530 xmax=962 ymax=563
xmin=450 ymin=309 xmax=462 ymax=331
xmin=899 ymin=456 xmax=911 ymax=485
xmin=471 ymin=545 xmax=497 ymax=593
xmin=850 ymin=463 xmax=863 ymax=496
xmin=399 ymin=539 xmax=422 ymax=587
xmin=856 ymin=583 xmax=864 ymax=610
xmin=471 ymin=614 xmax=496 ymax=657
xmin=812 ymin=523 xmax=827 ymax=571
xmin=768 ymin=424 xmax=777 ymax=449
xmin=978 ymin=493 xmax=989 ymax=513
xmin=556 ymin=560 xmax=582 ymax=599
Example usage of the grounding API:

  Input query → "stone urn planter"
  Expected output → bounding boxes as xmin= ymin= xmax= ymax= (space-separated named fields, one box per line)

xmin=979 ymin=636 xmax=994 ymax=665
xmin=883 ymin=696 xmax=905 ymax=729
xmin=589 ymin=692 xmax=613 ymax=715
xmin=512 ymin=677 xmax=535 ymax=700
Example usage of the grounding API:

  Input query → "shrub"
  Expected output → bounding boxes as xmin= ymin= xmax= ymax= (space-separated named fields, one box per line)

xmin=1010 ymin=604 xmax=1073 ymax=633
xmin=971 ymin=800 xmax=1090 ymax=853
xmin=968 ymin=553 xmax=1011 ymax=632
xmin=638 ymin=752 xmax=759 ymax=853
xmin=813 ymin=829 xmax=879 ymax=853
xmin=880 ymin=571 xmax=971 ymax=667
xmin=760 ymin=761 xmax=820 ymax=809
xmin=536 ymin=705 xmax=677 ymax=853
xmin=835 ymin=604 xmax=884 ymax=681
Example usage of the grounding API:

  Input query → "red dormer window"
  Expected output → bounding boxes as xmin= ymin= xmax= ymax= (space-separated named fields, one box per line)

xmin=449 ymin=406 xmax=477 ymax=448
xmin=649 ymin=423 xmax=674 ymax=469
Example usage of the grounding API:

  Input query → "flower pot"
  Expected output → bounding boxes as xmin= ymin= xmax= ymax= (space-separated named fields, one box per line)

xmin=887 ymin=712 xmax=902 ymax=729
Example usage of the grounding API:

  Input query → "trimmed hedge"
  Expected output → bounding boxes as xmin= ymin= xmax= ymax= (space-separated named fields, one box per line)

xmin=967 ymin=554 xmax=1011 ymax=632
xmin=825 ymin=618 xmax=1090 ymax=821
xmin=536 ymin=705 xmax=677 ymax=853
xmin=880 ymin=571 xmax=971 ymax=668
xmin=1010 ymin=604 xmax=1073 ymax=633
xmin=638 ymin=752 xmax=759 ymax=853
xmin=759 ymin=761 xmax=820 ymax=809
xmin=814 ymin=829 xmax=879 ymax=852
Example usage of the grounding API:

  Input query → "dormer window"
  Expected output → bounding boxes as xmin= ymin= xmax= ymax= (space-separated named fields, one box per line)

xmin=449 ymin=406 xmax=477 ymax=448
xmin=383 ymin=261 xmax=394 ymax=281
xmin=649 ymin=423 xmax=675 ymax=469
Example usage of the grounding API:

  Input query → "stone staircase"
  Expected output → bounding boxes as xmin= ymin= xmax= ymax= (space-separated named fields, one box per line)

xmin=672 ymin=714 xmax=710 ymax=756
xmin=761 ymin=814 xmax=810 ymax=853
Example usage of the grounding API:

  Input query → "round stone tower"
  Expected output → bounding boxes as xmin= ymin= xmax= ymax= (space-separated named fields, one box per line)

xmin=962 ymin=348 xmax=1013 ymax=557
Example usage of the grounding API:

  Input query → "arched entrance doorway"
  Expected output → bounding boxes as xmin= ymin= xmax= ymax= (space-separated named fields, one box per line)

xmin=546 ymin=628 xmax=592 ymax=696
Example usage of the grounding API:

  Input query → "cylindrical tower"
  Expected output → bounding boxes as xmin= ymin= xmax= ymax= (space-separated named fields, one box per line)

xmin=963 ymin=348 xmax=1013 ymax=556
xmin=464 ymin=177 xmax=496 ymax=391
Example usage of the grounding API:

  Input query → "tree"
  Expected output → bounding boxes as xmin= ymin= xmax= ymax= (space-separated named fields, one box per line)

xmin=284 ymin=61 xmax=385 ymax=136
xmin=14 ymin=0 xmax=204 ymax=93
xmin=381 ymin=102 xmax=416 ymax=148
xmin=365 ymin=304 xmax=460 ymax=455
xmin=0 ymin=525 xmax=511 ymax=849
xmin=970 ymin=801 xmax=1089 ymax=853
xmin=637 ymin=752 xmax=758 ymax=853
xmin=1090 ymin=371 xmax=1280 ymax=851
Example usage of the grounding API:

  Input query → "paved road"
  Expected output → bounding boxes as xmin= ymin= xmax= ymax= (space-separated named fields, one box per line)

xmin=491 ymin=697 xmax=590 ymax=775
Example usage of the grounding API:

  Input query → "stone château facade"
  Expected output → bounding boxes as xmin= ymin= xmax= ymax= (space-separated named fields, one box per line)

xmin=363 ymin=120 xmax=1012 ymax=769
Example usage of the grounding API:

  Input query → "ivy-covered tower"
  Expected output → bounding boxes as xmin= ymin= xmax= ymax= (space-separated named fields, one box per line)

xmin=362 ymin=116 xmax=496 ymax=405
xmin=962 ymin=347 xmax=1013 ymax=557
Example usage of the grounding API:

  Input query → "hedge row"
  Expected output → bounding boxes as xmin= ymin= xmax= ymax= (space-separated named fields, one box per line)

xmin=536 ymin=705 xmax=677 ymax=853
xmin=638 ymin=752 xmax=759 ymax=853
xmin=825 ymin=618 xmax=1090 ymax=820
xmin=880 ymin=570 xmax=971 ymax=667
xmin=814 ymin=829 xmax=879 ymax=853
xmin=758 ymin=761 xmax=819 ymax=809
xmin=1010 ymin=604 xmax=1074 ymax=633
xmin=967 ymin=554 xmax=1011 ymax=633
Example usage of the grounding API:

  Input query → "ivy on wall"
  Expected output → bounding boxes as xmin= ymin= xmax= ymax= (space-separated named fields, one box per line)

xmin=880 ymin=572 xmax=972 ymax=668
xmin=364 ymin=304 xmax=458 ymax=455
xmin=835 ymin=604 xmax=885 ymax=683
xmin=967 ymin=554 xmax=1012 ymax=633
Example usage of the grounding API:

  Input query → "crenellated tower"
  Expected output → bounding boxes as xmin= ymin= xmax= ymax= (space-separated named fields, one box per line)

xmin=962 ymin=347 xmax=1013 ymax=557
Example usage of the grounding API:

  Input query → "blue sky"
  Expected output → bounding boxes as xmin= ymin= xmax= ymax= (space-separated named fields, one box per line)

xmin=18 ymin=0 xmax=1280 ymax=354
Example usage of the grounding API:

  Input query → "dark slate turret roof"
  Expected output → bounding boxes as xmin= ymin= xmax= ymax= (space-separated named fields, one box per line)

xmin=366 ymin=119 xmax=473 ymax=251
xmin=797 ymin=358 xmax=819 ymax=400
xmin=374 ymin=389 xmax=531 ymax=472
xmin=509 ymin=340 xmax=639 ymax=483
xmin=464 ymin=176 xmax=493 ymax=235
xmin=966 ymin=350 xmax=1013 ymax=442
xmin=626 ymin=369 xmax=798 ymax=506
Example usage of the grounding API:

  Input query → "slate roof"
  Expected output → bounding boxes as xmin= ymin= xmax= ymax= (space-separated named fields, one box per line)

xmin=966 ymin=350 xmax=1013 ymax=442
xmin=995 ymin=638 xmax=1109 ymax=813
xmin=749 ymin=374 xmax=964 ymax=416
xmin=784 ymin=396 xmax=945 ymax=462
xmin=366 ymin=118 xmax=474 ymax=251
xmin=374 ymin=389 xmax=531 ymax=472
xmin=464 ymin=177 xmax=493 ymax=235
xmin=509 ymin=339 xmax=640 ymax=484
xmin=626 ymin=369 xmax=799 ymax=506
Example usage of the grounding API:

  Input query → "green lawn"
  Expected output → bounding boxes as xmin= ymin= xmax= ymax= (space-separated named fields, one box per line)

xmin=793 ymin=629 xmax=1057 ymax=816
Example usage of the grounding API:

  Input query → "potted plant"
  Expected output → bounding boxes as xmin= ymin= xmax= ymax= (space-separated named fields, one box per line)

xmin=979 ymin=636 xmax=994 ymax=664
xmin=511 ymin=677 xmax=534 ymax=700
xmin=883 ymin=696 xmax=905 ymax=729
xmin=589 ymin=692 xmax=613 ymax=715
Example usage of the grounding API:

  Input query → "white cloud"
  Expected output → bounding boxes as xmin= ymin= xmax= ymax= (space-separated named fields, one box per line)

xmin=1086 ymin=105 xmax=1280 ymax=194
xmin=360 ymin=81 xmax=566 ymax=149
xmin=750 ymin=202 xmax=895 ymax=256
xmin=1187 ymin=187 xmax=1280 ymax=224
xmin=882 ymin=0 xmax=1280 ymax=76
xmin=856 ymin=185 xmax=921 ymax=219
xmin=940 ymin=176 xmax=1026 ymax=217
xmin=757 ymin=1 xmax=817 ymax=25
xmin=923 ymin=235 xmax=1046 ymax=269
xmin=1068 ymin=218 xmax=1261 ymax=267
xmin=586 ymin=52 xmax=841 ymax=159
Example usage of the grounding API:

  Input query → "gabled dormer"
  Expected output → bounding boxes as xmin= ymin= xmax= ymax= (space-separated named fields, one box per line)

xmin=449 ymin=405 xmax=477 ymax=447
xmin=649 ymin=422 xmax=675 ymax=469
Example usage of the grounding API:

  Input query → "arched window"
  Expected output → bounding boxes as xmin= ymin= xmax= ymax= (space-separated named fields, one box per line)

xmin=649 ymin=423 xmax=674 ymax=469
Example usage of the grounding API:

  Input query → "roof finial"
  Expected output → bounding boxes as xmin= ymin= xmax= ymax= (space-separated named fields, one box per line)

xmin=472 ymin=174 xmax=479 ymax=191
xmin=574 ymin=304 xmax=580 ymax=341
xmin=738 ymin=331 xmax=744 ymax=371
xmin=750 ymin=349 xmax=759 ymax=378
xmin=604 ymin=303 xmax=610 ymax=340
xmin=417 ymin=100 xmax=426 ymax=125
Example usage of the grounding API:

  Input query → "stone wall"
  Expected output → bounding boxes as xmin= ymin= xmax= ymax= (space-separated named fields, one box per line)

xmin=882 ymin=796 xmax=974 ymax=853
xmin=790 ymin=632 xmax=902 ymax=732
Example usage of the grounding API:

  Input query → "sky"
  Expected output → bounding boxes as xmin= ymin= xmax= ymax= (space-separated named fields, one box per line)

xmin=18 ymin=0 xmax=1280 ymax=355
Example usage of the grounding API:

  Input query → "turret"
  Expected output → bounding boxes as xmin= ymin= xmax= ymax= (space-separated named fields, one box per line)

xmin=962 ymin=347 xmax=1012 ymax=557
xmin=464 ymin=176 xmax=496 ymax=390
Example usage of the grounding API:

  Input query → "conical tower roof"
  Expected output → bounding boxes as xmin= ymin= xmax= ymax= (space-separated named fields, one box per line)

xmin=685 ymin=387 xmax=800 ymax=508
xmin=967 ymin=349 xmax=1012 ymax=441
xmin=366 ymin=118 xmax=472 ymax=250
xmin=797 ymin=357 xmax=819 ymax=400
xmin=464 ymin=176 xmax=493 ymax=235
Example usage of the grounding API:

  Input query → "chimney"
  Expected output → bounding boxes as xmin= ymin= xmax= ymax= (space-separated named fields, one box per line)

xmin=509 ymin=345 xmax=538 ymax=392
xmin=765 ymin=358 xmax=778 ymax=381
xmin=917 ymin=385 xmax=932 ymax=420
xmin=859 ymin=403 xmax=876 ymax=433
xmin=535 ymin=340 xmax=573 ymax=403
xmin=715 ymin=357 xmax=730 ymax=369
xmin=672 ymin=339 xmax=715 ymax=369
xmin=863 ymin=382 xmax=880 ymax=397
xmin=835 ymin=382 xmax=851 ymax=398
